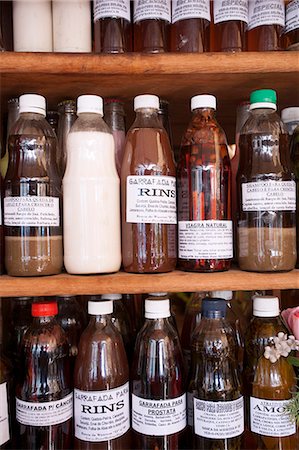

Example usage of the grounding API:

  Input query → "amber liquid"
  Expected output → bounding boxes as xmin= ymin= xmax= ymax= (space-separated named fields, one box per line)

xmin=211 ymin=20 xmax=247 ymax=52
xmin=284 ymin=27 xmax=299 ymax=50
xmin=170 ymin=18 xmax=210 ymax=52
xmin=94 ymin=18 xmax=132 ymax=53
xmin=248 ymin=24 xmax=283 ymax=51
xmin=134 ymin=19 xmax=170 ymax=52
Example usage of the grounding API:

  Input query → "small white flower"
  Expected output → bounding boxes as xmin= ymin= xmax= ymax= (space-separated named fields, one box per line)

xmin=287 ymin=335 xmax=299 ymax=351
xmin=264 ymin=345 xmax=281 ymax=363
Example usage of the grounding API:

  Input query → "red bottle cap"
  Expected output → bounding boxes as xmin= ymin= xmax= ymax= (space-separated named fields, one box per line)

xmin=32 ymin=302 xmax=58 ymax=317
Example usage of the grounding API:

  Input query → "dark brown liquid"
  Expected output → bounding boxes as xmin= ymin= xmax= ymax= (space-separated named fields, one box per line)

xmin=94 ymin=18 xmax=132 ymax=53
xmin=211 ymin=20 xmax=247 ymax=52
xmin=134 ymin=19 xmax=170 ymax=52
xmin=170 ymin=18 xmax=210 ymax=52
xmin=248 ymin=24 xmax=283 ymax=51
xmin=284 ymin=27 xmax=299 ymax=50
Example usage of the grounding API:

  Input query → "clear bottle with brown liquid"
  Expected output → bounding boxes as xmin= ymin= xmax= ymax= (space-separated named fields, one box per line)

xmin=74 ymin=299 xmax=131 ymax=449
xmin=121 ymin=94 xmax=177 ymax=273
xmin=283 ymin=0 xmax=299 ymax=50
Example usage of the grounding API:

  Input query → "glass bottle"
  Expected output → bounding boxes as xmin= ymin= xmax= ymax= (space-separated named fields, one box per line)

xmin=131 ymin=293 xmax=186 ymax=450
xmin=74 ymin=299 xmax=131 ymax=449
xmin=121 ymin=94 xmax=177 ymax=273
xmin=63 ymin=95 xmax=121 ymax=274
xmin=237 ymin=89 xmax=296 ymax=272
xmin=170 ymin=0 xmax=210 ymax=52
xmin=104 ymin=99 xmax=126 ymax=176
xmin=94 ymin=0 xmax=132 ymax=53
xmin=290 ymin=123 xmax=299 ymax=268
xmin=283 ymin=0 xmax=299 ymax=50
xmin=0 ymin=174 xmax=4 ymax=275
xmin=57 ymin=100 xmax=77 ymax=177
xmin=16 ymin=301 xmax=72 ymax=449
xmin=177 ymin=94 xmax=232 ymax=272
xmin=0 ymin=21 xmax=4 ymax=51
xmin=4 ymin=94 xmax=63 ymax=277
xmin=281 ymin=106 xmax=299 ymax=135
xmin=46 ymin=110 xmax=59 ymax=135
xmin=0 ymin=1 xmax=13 ymax=51
xmin=1 ymin=98 xmax=19 ymax=179
xmin=9 ymin=296 xmax=32 ymax=375
xmin=211 ymin=0 xmax=248 ymax=52
xmin=189 ymin=298 xmax=244 ymax=449
xmin=0 ymin=299 xmax=12 ymax=449
xmin=247 ymin=0 xmax=285 ymax=51
xmin=133 ymin=0 xmax=171 ymax=52
xmin=157 ymin=99 xmax=174 ymax=149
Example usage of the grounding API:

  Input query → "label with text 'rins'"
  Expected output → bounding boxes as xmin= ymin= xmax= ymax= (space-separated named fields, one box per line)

xmin=250 ymin=397 xmax=296 ymax=437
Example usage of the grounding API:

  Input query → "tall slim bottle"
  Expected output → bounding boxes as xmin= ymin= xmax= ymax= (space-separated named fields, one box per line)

xmin=57 ymin=100 xmax=77 ymax=178
xmin=104 ymin=99 xmax=126 ymax=176
xmin=74 ymin=300 xmax=130 ymax=449
xmin=121 ymin=94 xmax=177 ymax=273
xmin=177 ymin=94 xmax=232 ymax=272
xmin=0 ymin=299 xmax=12 ymax=449
xmin=283 ymin=0 xmax=299 ymax=50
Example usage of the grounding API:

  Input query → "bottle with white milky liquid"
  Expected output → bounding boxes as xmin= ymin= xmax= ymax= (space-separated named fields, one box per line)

xmin=63 ymin=95 xmax=121 ymax=274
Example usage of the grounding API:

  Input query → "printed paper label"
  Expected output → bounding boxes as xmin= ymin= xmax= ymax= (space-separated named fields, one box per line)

xmin=4 ymin=196 xmax=60 ymax=227
xmin=134 ymin=0 xmax=171 ymax=23
xmin=213 ymin=0 xmax=249 ymax=24
xmin=284 ymin=0 xmax=299 ymax=34
xmin=194 ymin=397 xmax=244 ymax=439
xmin=250 ymin=397 xmax=296 ymax=437
xmin=16 ymin=393 xmax=73 ymax=426
xmin=248 ymin=0 xmax=285 ymax=30
xmin=94 ymin=0 xmax=131 ymax=22
xmin=172 ymin=0 xmax=211 ymax=23
xmin=74 ymin=383 xmax=130 ymax=442
xmin=132 ymin=393 xmax=187 ymax=436
xmin=0 ymin=383 xmax=10 ymax=446
xmin=241 ymin=181 xmax=296 ymax=211
xmin=179 ymin=220 xmax=233 ymax=260
xmin=126 ymin=176 xmax=177 ymax=224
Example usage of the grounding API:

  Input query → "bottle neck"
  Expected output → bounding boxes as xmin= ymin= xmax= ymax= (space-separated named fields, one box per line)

xmin=88 ymin=314 xmax=112 ymax=326
xmin=134 ymin=108 xmax=161 ymax=128
xmin=192 ymin=107 xmax=216 ymax=119
xmin=105 ymin=106 xmax=125 ymax=131
xmin=32 ymin=315 xmax=55 ymax=325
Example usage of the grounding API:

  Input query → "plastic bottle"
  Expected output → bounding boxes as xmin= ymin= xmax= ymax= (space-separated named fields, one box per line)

xmin=104 ymin=99 xmax=126 ymax=176
xmin=177 ymin=94 xmax=232 ymax=272
xmin=131 ymin=293 xmax=186 ymax=450
xmin=281 ymin=106 xmax=299 ymax=135
xmin=57 ymin=100 xmax=77 ymax=177
xmin=283 ymin=0 xmax=299 ymax=50
xmin=237 ymin=89 xmax=296 ymax=272
xmin=121 ymin=94 xmax=177 ymax=273
xmin=63 ymin=95 xmax=121 ymax=274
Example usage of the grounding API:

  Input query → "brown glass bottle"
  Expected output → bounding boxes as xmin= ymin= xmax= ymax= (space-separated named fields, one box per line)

xmin=121 ymin=94 xmax=177 ymax=273
xmin=0 ymin=174 xmax=4 ymax=274
xmin=283 ymin=0 xmax=299 ymax=50
xmin=74 ymin=299 xmax=131 ymax=449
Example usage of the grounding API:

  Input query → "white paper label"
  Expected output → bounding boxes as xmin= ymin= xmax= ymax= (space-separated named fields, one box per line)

xmin=4 ymin=196 xmax=60 ymax=227
xmin=94 ymin=0 xmax=131 ymax=22
xmin=284 ymin=0 xmax=299 ymax=34
xmin=0 ymin=383 xmax=10 ymax=446
xmin=213 ymin=0 xmax=249 ymax=24
xmin=178 ymin=220 xmax=233 ymax=260
xmin=241 ymin=181 xmax=296 ymax=212
xmin=194 ymin=397 xmax=244 ymax=439
xmin=133 ymin=0 xmax=171 ymax=23
xmin=250 ymin=397 xmax=296 ymax=437
xmin=74 ymin=383 xmax=130 ymax=442
xmin=132 ymin=393 xmax=187 ymax=436
xmin=172 ymin=0 xmax=211 ymax=23
xmin=16 ymin=393 xmax=73 ymax=426
xmin=248 ymin=0 xmax=285 ymax=30
xmin=126 ymin=176 xmax=177 ymax=224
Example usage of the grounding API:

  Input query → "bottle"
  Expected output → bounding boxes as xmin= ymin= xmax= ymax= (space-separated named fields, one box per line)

xmin=94 ymin=0 xmax=132 ymax=53
xmin=170 ymin=0 xmax=210 ymax=52
xmin=131 ymin=293 xmax=186 ymax=450
xmin=0 ymin=19 xmax=4 ymax=51
xmin=16 ymin=301 xmax=72 ymax=449
xmin=104 ymin=99 xmax=126 ymax=176
xmin=9 ymin=297 xmax=32 ymax=374
xmin=243 ymin=295 xmax=297 ymax=450
xmin=74 ymin=299 xmax=130 ymax=449
xmin=4 ymin=94 xmax=63 ymax=277
xmin=121 ymin=94 xmax=177 ymax=273
xmin=237 ymin=89 xmax=297 ymax=272
xmin=211 ymin=0 xmax=248 ymax=52
xmin=53 ymin=0 xmax=92 ymax=52
xmin=63 ymin=95 xmax=121 ymax=274
xmin=0 ymin=300 xmax=12 ymax=449
xmin=157 ymin=99 xmax=173 ymax=149
xmin=247 ymin=0 xmax=285 ymax=51
xmin=283 ymin=0 xmax=299 ymax=50
xmin=177 ymin=94 xmax=232 ymax=272
xmin=1 ymin=97 xmax=19 ymax=179
xmin=13 ymin=0 xmax=53 ymax=52
xmin=290 ymin=123 xmax=299 ymax=268
xmin=281 ymin=106 xmax=299 ymax=135
xmin=0 ymin=1 xmax=13 ymax=51
xmin=57 ymin=100 xmax=77 ymax=177
xmin=133 ymin=0 xmax=171 ymax=52
xmin=46 ymin=110 xmax=59 ymax=135
xmin=189 ymin=298 xmax=244 ymax=449
xmin=0 ymin=174 xmax=3 ymax=275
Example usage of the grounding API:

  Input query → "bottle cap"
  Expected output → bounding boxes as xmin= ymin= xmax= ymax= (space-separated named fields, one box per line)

xmin=210 ymin=291 xmax=233 ymax=301
xmin=19 ymin=94 xmax=46 ymax=116
xmin=101 ymin=294 xmax=122 ymax=300
xmin=145 ymin=299 xmax=170 ymax=319
xmin=281 ymin=107 xmax=299 ymax=123
xmin=77 ymin=95 xmax=103 ymax=115
xmin=134 ymin=94 xmax=159 ymax=111
xmin=191 ymin=95 xmax=216 ymax=111
xmin=250 ymin=89 xmax=277 ymax=111
xmin=88 ymin=300 xmax=113 ymax=315
xmin=148 ymin=292 xmax=168 ymax=296
xmin=202 ymin=298 xmax=226 ymax=319
xmin=32 ymin=302 xmax=58 ymax=317
xmin=253 ymin=296 xmax=280 ymax=317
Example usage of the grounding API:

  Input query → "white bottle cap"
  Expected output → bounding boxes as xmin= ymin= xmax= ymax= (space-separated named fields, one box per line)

xmin=210 ymin=291 xmax=233 ymax=301
xmin=19 ymin=94 xmax=46 ymax=116
xmin=253 ymin=296 xmax=280 ymax=317
xmin=191 ymin=95 xmax=216 ymax=111
xmin=101 ymin=294 xmax=122 ymax=301
xmin=281 ymin=107 xmax=299 ymax=123
xmin=148 ymin=292 xmax=168 ymax=296
xmin=77 ymin=95 xmax=103 ymax=115
xmin=134 ymin=94 xmax=159 ymax=111
xmin=145 ymin=299 xmax=171 ymax=319
xmin=88 ymin=300 xmax=113 ymax=315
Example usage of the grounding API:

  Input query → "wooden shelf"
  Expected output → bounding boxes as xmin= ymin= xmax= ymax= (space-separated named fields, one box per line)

xmin=0 ymin=269 xmax=298 ymax=297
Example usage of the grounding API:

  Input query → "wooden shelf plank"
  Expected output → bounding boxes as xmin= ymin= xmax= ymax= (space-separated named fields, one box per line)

xmin=0 ymin=269 xmax=298 ymax=297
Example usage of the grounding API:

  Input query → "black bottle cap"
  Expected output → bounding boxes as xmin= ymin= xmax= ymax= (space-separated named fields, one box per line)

xmin=202 ymin=298 xmax=226 ymax=319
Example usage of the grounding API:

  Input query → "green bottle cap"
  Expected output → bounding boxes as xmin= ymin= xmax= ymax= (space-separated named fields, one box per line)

xmin=250 ymin=89 xmax=277 ymax=106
